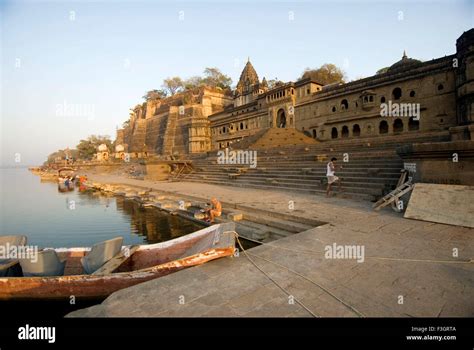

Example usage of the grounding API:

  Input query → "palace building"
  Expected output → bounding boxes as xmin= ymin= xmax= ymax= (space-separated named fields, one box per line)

xmin=116 ymin=29 xmax=474 ymax=157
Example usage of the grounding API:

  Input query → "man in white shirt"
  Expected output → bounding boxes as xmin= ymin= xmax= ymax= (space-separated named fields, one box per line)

xmin=326 ymin=157 xmax=342 ymax=197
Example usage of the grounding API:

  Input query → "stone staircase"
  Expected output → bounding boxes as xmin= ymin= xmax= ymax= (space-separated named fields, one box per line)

xmin=162 ymin=111 xmax=178 ymax=155
xmin=233 ymin=128 xmax=318 ymax=149
xmin=179 ymin=130 xmax=450 ymax=201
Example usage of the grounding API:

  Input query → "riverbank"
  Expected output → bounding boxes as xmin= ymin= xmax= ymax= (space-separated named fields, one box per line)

xmin=66 ymin=171 xmax=474 ymax=317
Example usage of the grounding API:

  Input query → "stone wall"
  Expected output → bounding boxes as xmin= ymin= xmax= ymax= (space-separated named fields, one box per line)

xmin=117 ymin=87 xmax=232 ymax=156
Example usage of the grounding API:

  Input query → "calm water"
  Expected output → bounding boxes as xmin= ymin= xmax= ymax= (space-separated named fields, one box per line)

xmin=0 ymin=168 xmax=205 ymax=248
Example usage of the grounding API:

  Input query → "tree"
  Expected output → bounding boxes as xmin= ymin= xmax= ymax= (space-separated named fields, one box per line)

xmin=162 ymin=77 xmax=184 ymax=95
xmin=76 ymin=135 xmax=113 ymax=160
xmin=45 ymin=149 xmax=79 ymax=165
xmin=183 ymin=76 xmax=205 ymax=90
xmin=143 ymin=89 xmax=168 ymax=101
xmin=202 ymin=67 xmax=232 ymax=89
xmin=301 ymin=63 xmax=346 ymax=85
xmin=376 ymin=67 xmax=389 ymax=75
xmin=267 ymin=78 xmax=283 ymax=89
xmin=122 ymin=119 xmax=130 ymax=128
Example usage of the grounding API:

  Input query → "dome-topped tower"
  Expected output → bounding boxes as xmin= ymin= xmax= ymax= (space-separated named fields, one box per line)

xmin=388 ymin=50 xmax=422 ymax=72
xmin=236 ymin=59 xmax=260 ymax=95
xmin=234 ymin=59 xmax=264 ymax=107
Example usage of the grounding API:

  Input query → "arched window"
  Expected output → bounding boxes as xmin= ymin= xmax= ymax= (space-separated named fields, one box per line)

xmin=332 ymin=106 xmax=336 ymax=112
xmin=438 ymin=84 xmax=444 ymax=91
xmin=331 ymin=127 xmax=338 ymax=139
xmin=381 ymin=96 xmax=386 ymax=103
xmin=341 ymin=125 xmax=349 ymax=138
xmin=312 ymin=129 xmax=317 ymax=139
xmin=392 ymin=87 xmax=402 ymax=100
xmin=341 ymin=99 xmax=348 ymax=110
xmin=240 ymin=122 xmax=244 ymax=130
xmin=393 ymin=118 xmax=403 ymax=133
xmin=408 ymin=117 xmax=420 ymax=131
xmin=379 ymin=120 xmax=389 ymax=134
xmin=409 ymin=90 xmax=416 ymax=97
xmin=353 ymin=124 xmax=361 ymax=137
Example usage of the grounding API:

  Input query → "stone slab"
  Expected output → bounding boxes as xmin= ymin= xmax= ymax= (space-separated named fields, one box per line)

xmin=404 ymin=183 xmax=474 ymax=228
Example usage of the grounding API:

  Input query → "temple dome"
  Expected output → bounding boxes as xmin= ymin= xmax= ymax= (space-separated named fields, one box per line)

xmin=388 ymin=51 xmax=422 ymax=72
xmin=236 ymin=59 xmax=259 ymax=94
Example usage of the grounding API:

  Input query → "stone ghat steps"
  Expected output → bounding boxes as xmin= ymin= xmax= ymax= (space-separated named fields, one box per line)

xmin=180 ymin=132 xmax=450 ymax=201
xmin=229 ymin=130 xmax=450 ymax=153
xmin=192 ymin=161 xmax=403 ymax=170
xmin=186 ymin=176 xmax=398 ymax=195
xmin=184 ymin=150 xmax=403 ymax=201
xmin=193 ymin=151 xmax=403 ymax=164
xmin=194 ymin=160 xmax=403 ymax=168
xmin=185 ymin=173 xmax=396 ymax=192
xmin=213 ymin=132 xmax=450 ymax=157
xmin=187 ymin=171 xmax=401 ymax=182
xmin=183 ymin=177 xmax=377 ymax=201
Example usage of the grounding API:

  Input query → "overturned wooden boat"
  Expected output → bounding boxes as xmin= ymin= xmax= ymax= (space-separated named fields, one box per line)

xmin=0 ymin=223 xmax=235 ymax=300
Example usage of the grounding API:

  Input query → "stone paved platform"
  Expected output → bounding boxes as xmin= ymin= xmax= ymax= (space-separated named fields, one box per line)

xmin=67 ymin=175 xmax=474 ymax=317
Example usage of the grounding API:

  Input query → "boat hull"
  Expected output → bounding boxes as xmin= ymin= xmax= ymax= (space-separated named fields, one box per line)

xmin=0 ymin=223 xmax=236 ymax=300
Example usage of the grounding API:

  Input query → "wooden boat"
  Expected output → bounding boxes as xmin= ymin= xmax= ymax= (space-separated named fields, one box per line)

xmin=0 ymin=223 xmax=235 ymax=300
xmin=57 ymin=167 xmax=76 ymax=191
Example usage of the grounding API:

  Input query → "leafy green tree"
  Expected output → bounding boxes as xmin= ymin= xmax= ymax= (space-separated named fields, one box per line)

xmin=202 ymin=67 xmax=232 ymax=89
xmin=162 ymin=77 xmax=184 ymax=95
xmin=45 ymin=149 xmax=78 ymax=165
xmin=183 ymin=76 xmax=205 ymax=90
xmin=143 ymin=89 xmax=168 ymax=101
xmin=267 ymin=78 xmax=283 ymax=89
xmin=301 ymin=63 xmax=346 ymax=85
xmin=76 ymin=135 xmax=113 ymax=160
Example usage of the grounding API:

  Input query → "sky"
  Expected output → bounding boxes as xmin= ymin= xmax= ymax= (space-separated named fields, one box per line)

xmin=0 ymin=0 xmax=472 ymax=166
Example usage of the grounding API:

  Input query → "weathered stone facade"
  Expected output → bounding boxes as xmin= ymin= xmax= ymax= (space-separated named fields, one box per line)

xmin=116 ymin=87 xmax=232 ymax=157
xmin=117 ymin=29 xmax=474 ymax=156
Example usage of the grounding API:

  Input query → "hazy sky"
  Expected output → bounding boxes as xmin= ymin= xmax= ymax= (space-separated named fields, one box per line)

xmin=1 ymin=0 xmax=472 ymax=166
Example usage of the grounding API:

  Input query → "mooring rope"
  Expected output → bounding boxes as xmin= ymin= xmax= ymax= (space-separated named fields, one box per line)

xmin=234 ymin=233 xmax=319 ymax=318
xmin=239 ymin=234 xmax=472 ymax=265
xmin=242 ymin=247 xmax=366 ymax=318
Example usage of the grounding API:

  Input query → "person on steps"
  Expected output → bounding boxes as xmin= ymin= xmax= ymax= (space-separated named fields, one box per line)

xmin=326 ymin=157 xmax=342 ymax=197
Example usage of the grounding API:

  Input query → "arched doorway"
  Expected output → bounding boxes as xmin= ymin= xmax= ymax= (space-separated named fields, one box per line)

xmin=379 ymin=120 xmax=389 ymax=134
xmin=341 ymin=125 xmax=349 ymax=138
xmin=408 ymin=117 xmax=420 ymax=131
xmin=353 ymin=124 xmax=361 ymax=137
xmin=277 ymin=109 xmax=286 ymax=128
xmin=393 ymin=118 xmax=404 ymax=133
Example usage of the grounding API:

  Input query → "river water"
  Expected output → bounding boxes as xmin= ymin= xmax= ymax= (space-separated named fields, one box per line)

xmin=0 ymin=168 xmax=205 ymax=248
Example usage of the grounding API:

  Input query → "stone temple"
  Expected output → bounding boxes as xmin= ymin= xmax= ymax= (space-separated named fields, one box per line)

xmin=114 ymin=29 xmax=474 ymax=201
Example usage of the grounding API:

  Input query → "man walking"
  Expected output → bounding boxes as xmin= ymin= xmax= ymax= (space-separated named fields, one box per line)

xmin=326 ymin=157 xmax=342 ymax=197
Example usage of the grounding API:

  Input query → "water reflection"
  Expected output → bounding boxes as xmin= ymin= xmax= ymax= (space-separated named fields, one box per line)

xmin=0 ymin=168 xmax=205 ymax=248
xmin=114 ymin=196 xmax=204 ymax=244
